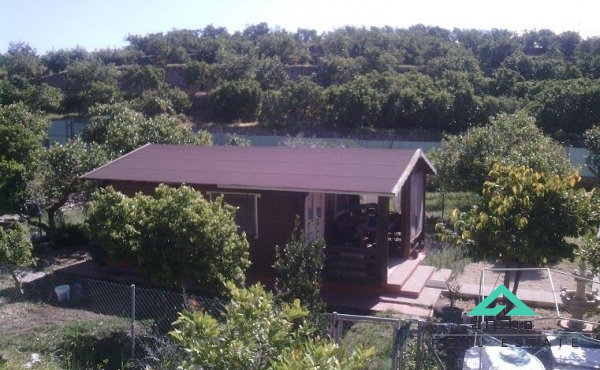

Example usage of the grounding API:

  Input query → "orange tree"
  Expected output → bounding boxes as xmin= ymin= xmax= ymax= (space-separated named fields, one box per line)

xmin=437 ymin=164 xmax=589 ymax=296
xmin=86 ymin=185 xmax=250 ymax=296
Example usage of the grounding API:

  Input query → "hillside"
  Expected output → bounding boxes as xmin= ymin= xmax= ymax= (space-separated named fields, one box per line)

xmin=3 ymin=23 xmax=600 ymax=143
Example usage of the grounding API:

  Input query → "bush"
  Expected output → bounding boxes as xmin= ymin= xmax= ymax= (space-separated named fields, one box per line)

xmin=86 ymin=185 xmax=250 ymax=296
xmin=422 ymin=238 xmax=471 ymax=275
xmin=170 ymin=283 xmax=374 ymax=370
xmin=53 ymin=223 xmax=88 ymax=248
xmin=131 ymin=87 xmax=191 ymax=116
xmin=274 ymin=217 xmax=326 ymax=314
xmin=211 ymin=79 xmax=262 ymax=122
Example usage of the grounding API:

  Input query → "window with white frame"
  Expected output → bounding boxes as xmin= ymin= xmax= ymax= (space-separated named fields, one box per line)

xmin=208 ymin=192 xmax=260 ymax=237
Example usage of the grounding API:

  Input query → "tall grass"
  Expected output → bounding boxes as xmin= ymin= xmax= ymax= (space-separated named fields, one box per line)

xmin=422 ymin=239 xmax=471 ymax=275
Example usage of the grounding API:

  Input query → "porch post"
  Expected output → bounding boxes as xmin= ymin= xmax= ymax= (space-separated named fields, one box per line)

xmin=401 ymin=182 xmax=412 ymax=258
xmin=377 ymin=196 xmax=389 ymax=287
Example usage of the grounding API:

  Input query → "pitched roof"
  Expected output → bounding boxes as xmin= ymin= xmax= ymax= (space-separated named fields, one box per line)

xmin=82 ymin=144 xmax=436 ymax=196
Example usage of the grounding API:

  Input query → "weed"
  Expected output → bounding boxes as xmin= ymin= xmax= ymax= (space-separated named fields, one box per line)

xmin=422 ymin=239 xmax=471 ymax=275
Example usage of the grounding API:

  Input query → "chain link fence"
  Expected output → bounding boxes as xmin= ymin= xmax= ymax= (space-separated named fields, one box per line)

xmin=5 ymin=262 xmax=595 ymax=369
xmin=0 ymin=263 xmax=223 ymax=369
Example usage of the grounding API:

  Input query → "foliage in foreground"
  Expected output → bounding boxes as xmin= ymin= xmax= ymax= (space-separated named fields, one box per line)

xmin=170 ymin=283 xmax=374 ymax=370
xmin=86 ymin=185 xmax=250 ymax=296
xmin=436 ymin=164 xmax=589 ymax=294
xmin=29 ymin=138 xmax=108 ymax=235
xmin=584 ymin=125 xmax=600 ymax=177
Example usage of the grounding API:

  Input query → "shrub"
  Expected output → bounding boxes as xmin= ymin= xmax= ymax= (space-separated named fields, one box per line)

xmin=170 ymin=283 xmax=374 ymax=370
xmin=274 ymin=217 xmax=326 ymax=314
xmin=211 ymin=79 xmax=262 ymax=122
xmin=86 ymin=185 xmax=250 ymax=296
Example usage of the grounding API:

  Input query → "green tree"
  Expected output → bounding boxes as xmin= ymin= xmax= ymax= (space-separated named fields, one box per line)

xmin=0 ymin=103 xmax=47 ymax=214
xmin=533 ymin=78 xmax=600 ymax=136
xmin=183 ymin=60 xmax=214 ymax=90
xmin=118 ymin=65 xmax=165 ymax=97
xmin=255 ymin=57 xmax=288 ymax=90
xmin=131 ymin=87 xmax=191 ymax=116
xmin=31 ymin=139 xmax=108 ymax=235
xmin=437 ymin=164 xmax=588 ymax=297
xmin=82 ymin=103 xmax=210 ymax=158
xmin=259 ymin=78 xmax=325 ymax=125
xmin=170 ymin=283 xmax=373 ymax=370
xmin=326 ymin=75 xmax=382 ymax=129
xmin=0 ymin=160 xmax=29 ymax=215
xmin=578 ymin=190 xmax=600 ymax=275
xmin=430 ymin=111 xmax=574 ymax=192
xmin=0 ymin=75 xmax=63 ymax=112
xmin=63 ymin=59 xmax=122 ymax=113
xmin=86 ymin=185 xmax=250 ymax=295
xmin=211 ymin=79 xmax=262 ymax=122
xmin=274 ymin=217 xmax=326 ymax=314
xmin=3 ymin=42 xmax=46 ymax=78
xmin=0 ymin=223 xmax=33 ymax=293
xmin=584 ymin=125 xmax=600 ymax=176
xmin=41 ymin=46 xmax=89 ymax=73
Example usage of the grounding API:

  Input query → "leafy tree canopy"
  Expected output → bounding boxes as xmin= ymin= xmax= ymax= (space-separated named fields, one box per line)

xmin=0 ymin=103 xmax=47 ymax=214
xmin=437 ymin=164 xmax=588 ymax=294
xmin=584 ymin=125 xmax=600 ymax=176
xmin=82 ymin=103 xmax=211 ymax=158
xmin=29 ymin=139 xmax=108 ymax=233
xmin=430 ymin=111 xmax=574 ymax=192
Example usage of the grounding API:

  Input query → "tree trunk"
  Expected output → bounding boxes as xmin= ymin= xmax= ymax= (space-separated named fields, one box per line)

xmin=45 ymin=196 xmax=69 ymax=237
xmin=9 ymin=268 xmax=23 ymax=296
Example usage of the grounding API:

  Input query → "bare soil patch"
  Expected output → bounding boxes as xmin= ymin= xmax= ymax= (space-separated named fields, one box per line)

xmin=443 ymin=259 xmax=599 ymax=330
xmin=34 ymin=246 xmax=91 ymax=272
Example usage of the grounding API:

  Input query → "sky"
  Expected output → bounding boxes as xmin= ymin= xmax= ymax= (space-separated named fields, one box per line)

xmin=2 ymin=0 xmax=600 ymax=55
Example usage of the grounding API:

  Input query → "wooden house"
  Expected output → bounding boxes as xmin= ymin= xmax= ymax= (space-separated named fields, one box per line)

xmin=82 ymin=144 xmax=437 ymax=295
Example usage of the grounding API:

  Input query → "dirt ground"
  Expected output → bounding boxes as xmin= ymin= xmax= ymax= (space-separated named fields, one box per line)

xmin=34 ymin=246 xmax=91 ymax=272
xmin=442 ymin=259 xmax=600 ymax=330
xmin=454 ymin=259 xmax=584 ymax=295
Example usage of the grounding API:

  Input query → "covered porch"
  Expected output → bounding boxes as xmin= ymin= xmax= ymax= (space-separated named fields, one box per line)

xmin=304 ymin=162 xmax=431 ymax=293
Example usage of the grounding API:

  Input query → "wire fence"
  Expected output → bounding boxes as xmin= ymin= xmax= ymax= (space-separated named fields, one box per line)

xmin=4 ymin=262 xmax=599 ymax=369
xmin=0 ymin=264 xmax=223 ymax=369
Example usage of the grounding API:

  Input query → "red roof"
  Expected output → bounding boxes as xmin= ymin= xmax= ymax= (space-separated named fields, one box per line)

xmin=82 ymin=144 xmax=436 ymax=196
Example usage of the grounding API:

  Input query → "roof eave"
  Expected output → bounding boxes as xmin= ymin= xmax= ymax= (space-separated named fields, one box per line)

xmin=80 ymin=143 xmax=153 ymax=180
xmin=391 ymin=149 xmax=437 ymax=195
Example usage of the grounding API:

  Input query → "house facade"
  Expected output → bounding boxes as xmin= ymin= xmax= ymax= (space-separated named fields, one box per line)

xmin=82 ymin=144 xmax=436 ymax=294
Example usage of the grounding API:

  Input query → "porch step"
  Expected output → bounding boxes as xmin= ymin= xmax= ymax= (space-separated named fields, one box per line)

xmin=425 ymin=268 xmax=453 ymax=289
xmin=400 ymin=265 xmax=436 ymax=298
xmin=385 ymin=258 xmax=422 ymax=294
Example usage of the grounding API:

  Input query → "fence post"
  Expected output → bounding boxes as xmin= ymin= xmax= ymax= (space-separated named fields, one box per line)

xmin=415 ymin=320 xmax=422 ymax=370
xmin=390 ymin=319 xmax=400 ymax=370
xmin=130 ymin=284 xmax=136 ymax=363
xmin=331 ymin=312 xmax=340 ymax=345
